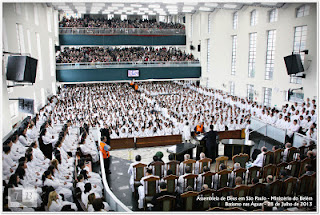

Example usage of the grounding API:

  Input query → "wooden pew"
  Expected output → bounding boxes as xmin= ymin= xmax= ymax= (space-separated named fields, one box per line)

xmin=110 ymin=137 xmax=135 ymax=150
xmin=217 ymin=129 xmax=245 ymax=140
xmin=136 ymin=135 xmax=182 ymax=148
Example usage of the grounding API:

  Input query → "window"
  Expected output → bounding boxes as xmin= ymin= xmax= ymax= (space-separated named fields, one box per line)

xmin=159 ymin=15 xmax=165 ymax=22
xmin=208 ymin=14 xmax=211 ymax=33
xmin=36 ymin=32 xmax=43 ymax=80
xmin=296 ymin=5 xmax=310 ymax=18
xmin=142 ymin=15 xmax=148 ymax=20
xmin=291 ymin=25 xmax=307 ymax=84
xmin=269 ymin=9 xmax=278 ymax=22
xmin=230 ymin=81 xmax=235 ymax=95
xmin=121 ymin=15 xmax=127 ymax=20
xmin=52 ymin=82 xmax=57 ymax=95
xmin=34 ymin=4 xmax=39 ymax=25
xmin=247 ymin=84 xmax=254 ymax=101
xmin=248 ymin=33 xmax=257 ymax=78
xmin=47 ymin=7 xmax=52 ymax=32
xmin=250 ymin=10 xmax=258 ymax=26
xmin=49 ymin=38 xmax=55 ymax=76
xmin=265 ymin=30 xmax=276 ymax=80
xmin=25 ymin=4 xmax=29 ymax=21
xmin=16 ymin=24 xmax=25 ymax=54
xmin=10 ymin=102 xmax=19 ymax=119
xmin=190 ymin=15 xmax=193 ymax=36
xmin=27 ymin=29 xmax=32 ymax=55
xmin=233 ymin=12 xmax=238 ymax=29
xmin=263 ymin=87 xmax=272 ymax=106
xmin=54 ymin=11 xmax=59 ymax=38
xmin=108 ymin=14 xmax=114 ymax=19
xmin=207 ymin=39 xmax=210 ymax=73
xmin=231 ymin=35 xmax=237 ymax=75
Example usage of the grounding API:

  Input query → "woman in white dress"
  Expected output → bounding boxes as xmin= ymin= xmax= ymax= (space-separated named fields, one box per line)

xmin=47 ymin=191 xmax=77 ymax=212
xmin=18 ymin=127 xmax=32 ymax=147
xmin=30 ymin=142 xmax=50 ymax=167
xmin=42 ymin=170 xmax=73 ymax=201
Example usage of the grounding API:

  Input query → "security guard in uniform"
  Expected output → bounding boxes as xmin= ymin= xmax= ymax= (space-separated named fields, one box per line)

xmin=100 ymin=136 xmax=111 ymax=175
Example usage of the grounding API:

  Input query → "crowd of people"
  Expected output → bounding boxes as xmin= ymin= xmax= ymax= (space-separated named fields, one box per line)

xmin=59 ymin=17 xmax=185 ymax=29
xmin=3 ymin=98 xmax=109 ymax=212
xmin=49 ymin=81 xmax=316 ymax=145
xmin=56 ymin=46 xmax=197 ymax=64
xmin=2 ymin=80 xmax=317 ymax=212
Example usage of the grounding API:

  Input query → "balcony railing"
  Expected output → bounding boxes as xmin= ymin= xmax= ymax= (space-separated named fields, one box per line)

xmin=59 ymin=27 xmax=186 ymax=35
xmin=56 ymin=61 xmax=200 ymax=70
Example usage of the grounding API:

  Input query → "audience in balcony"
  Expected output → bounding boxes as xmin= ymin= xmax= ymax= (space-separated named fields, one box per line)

xmin=56 ymin=46 xmax=197 ymax=63
xmin=59 ymin=17 xmax=185 ymax=29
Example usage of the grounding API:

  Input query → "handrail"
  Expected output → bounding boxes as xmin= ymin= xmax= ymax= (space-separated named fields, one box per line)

xmin=250 ymin=117 xmax=287 ymax=143
xmin=56 ymin=61 xmax=201 ymax=70
xmin=292 ymin=132 xmax=317 ymax=148
xmin=249 ymin=124 xmax=267 ymax=134
xmin=59 ymin=27 xmax=186 ymax=35
xmin=99 ymin=151 xmax=132 ymax=212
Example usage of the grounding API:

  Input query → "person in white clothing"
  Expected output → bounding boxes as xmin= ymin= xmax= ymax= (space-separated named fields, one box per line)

xmin=138 ymin=168 xmax=158 ymax=209
xmin=182 ymin=122 xmax=191 ymax=142
xmin=19 ymin=128 xmax=32 ymax=147
xmin=286 ymin=120 xmax=300 ymax=142
xmin=48 ymin=191 xmax=77 ymax=212
xmin=3 ymin=145 xmax=17 ymax=171
xmin=128 ymin=155 xmax=143 ymax=192
xmin=42 ymin=170 xmax=73 ymax=201
xmin=252 ymin=147 xmax=267 ymax=168
xmin=245 ymin=120 xmax=251 ymax=145
xmin=178 ymin=166 xmax=195 ymax=193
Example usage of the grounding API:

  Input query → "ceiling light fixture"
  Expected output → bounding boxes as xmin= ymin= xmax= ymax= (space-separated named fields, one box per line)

xmin=131 ymin=4 xmax=142 ymax=7
xmin=199 ymin=7 xmax=212 ymax=11
xmin=223 ymin=4 xmax=238 ymax=9
xmin=112 ymin=3 xmax=124 ymax=7
xmin=149 ymin=4 xmax=160 ymax=8
xmin=205 ymin=3 xmax=218 ymax=7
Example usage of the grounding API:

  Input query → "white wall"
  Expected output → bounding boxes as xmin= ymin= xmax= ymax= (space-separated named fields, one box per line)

xmin=2 ymin=3 xmax=59 ymax=138
xmin=186 ymin=3 xmax=317 ymax=108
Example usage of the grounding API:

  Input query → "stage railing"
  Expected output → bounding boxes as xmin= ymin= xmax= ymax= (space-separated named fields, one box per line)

xmin=56 ymin=61 xmax=200 ymax=70
xmin=293 ymin=132 xmax=317 ymax=148
xmin=99 ymin=151 xmax=132 ymax=212
xmin=250 ymin=117 xmax=287 ymax=143
xmin=59 ymin=27 xmax=185 ymax=35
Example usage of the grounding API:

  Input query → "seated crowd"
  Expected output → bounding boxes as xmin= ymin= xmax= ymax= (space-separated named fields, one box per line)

xmin=49 ymin=81 xmax=316 ymax=146
xmin=3 ymin=99 xmax=108 ymax=212
xmin=59 ymin=17 xmax=185 ymax=29
xmin=128 ymin=147 xmax=316 ymax=211
xmin=56 ymin=46 xmax=197 ymax=64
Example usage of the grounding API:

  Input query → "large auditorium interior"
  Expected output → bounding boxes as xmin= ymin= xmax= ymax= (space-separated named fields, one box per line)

xmin=1 ymin=1 xmax=318 ymax=213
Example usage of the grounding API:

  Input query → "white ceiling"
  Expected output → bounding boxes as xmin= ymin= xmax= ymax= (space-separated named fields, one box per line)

xmin=48 ymin=2 xmax=285 ymax=16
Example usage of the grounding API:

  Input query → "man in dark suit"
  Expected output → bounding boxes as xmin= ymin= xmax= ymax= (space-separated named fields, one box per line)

xmin=203 ymin=125 xmax=218 ymax=160
xmin=100 ymin=124 xmax=110 ymax=144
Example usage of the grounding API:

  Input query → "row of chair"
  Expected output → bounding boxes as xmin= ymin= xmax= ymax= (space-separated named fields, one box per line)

xmin=151 ymin=173 xmax=316 ymax=211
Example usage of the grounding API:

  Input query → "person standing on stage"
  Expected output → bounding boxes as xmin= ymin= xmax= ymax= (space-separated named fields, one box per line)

xmin=203 ymin=125 xmax=218 ymax=160
xmin=245 ymin=120 xmax=251 ymax=145
xmin=100 ymin=124 xmax=110 ymax=145
xmin=99 ymin=136 xmax=111 ymax=175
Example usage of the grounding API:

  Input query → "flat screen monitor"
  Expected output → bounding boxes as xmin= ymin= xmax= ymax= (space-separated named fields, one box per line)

xmin=128 ymin=70 xmax=139 ymax=78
